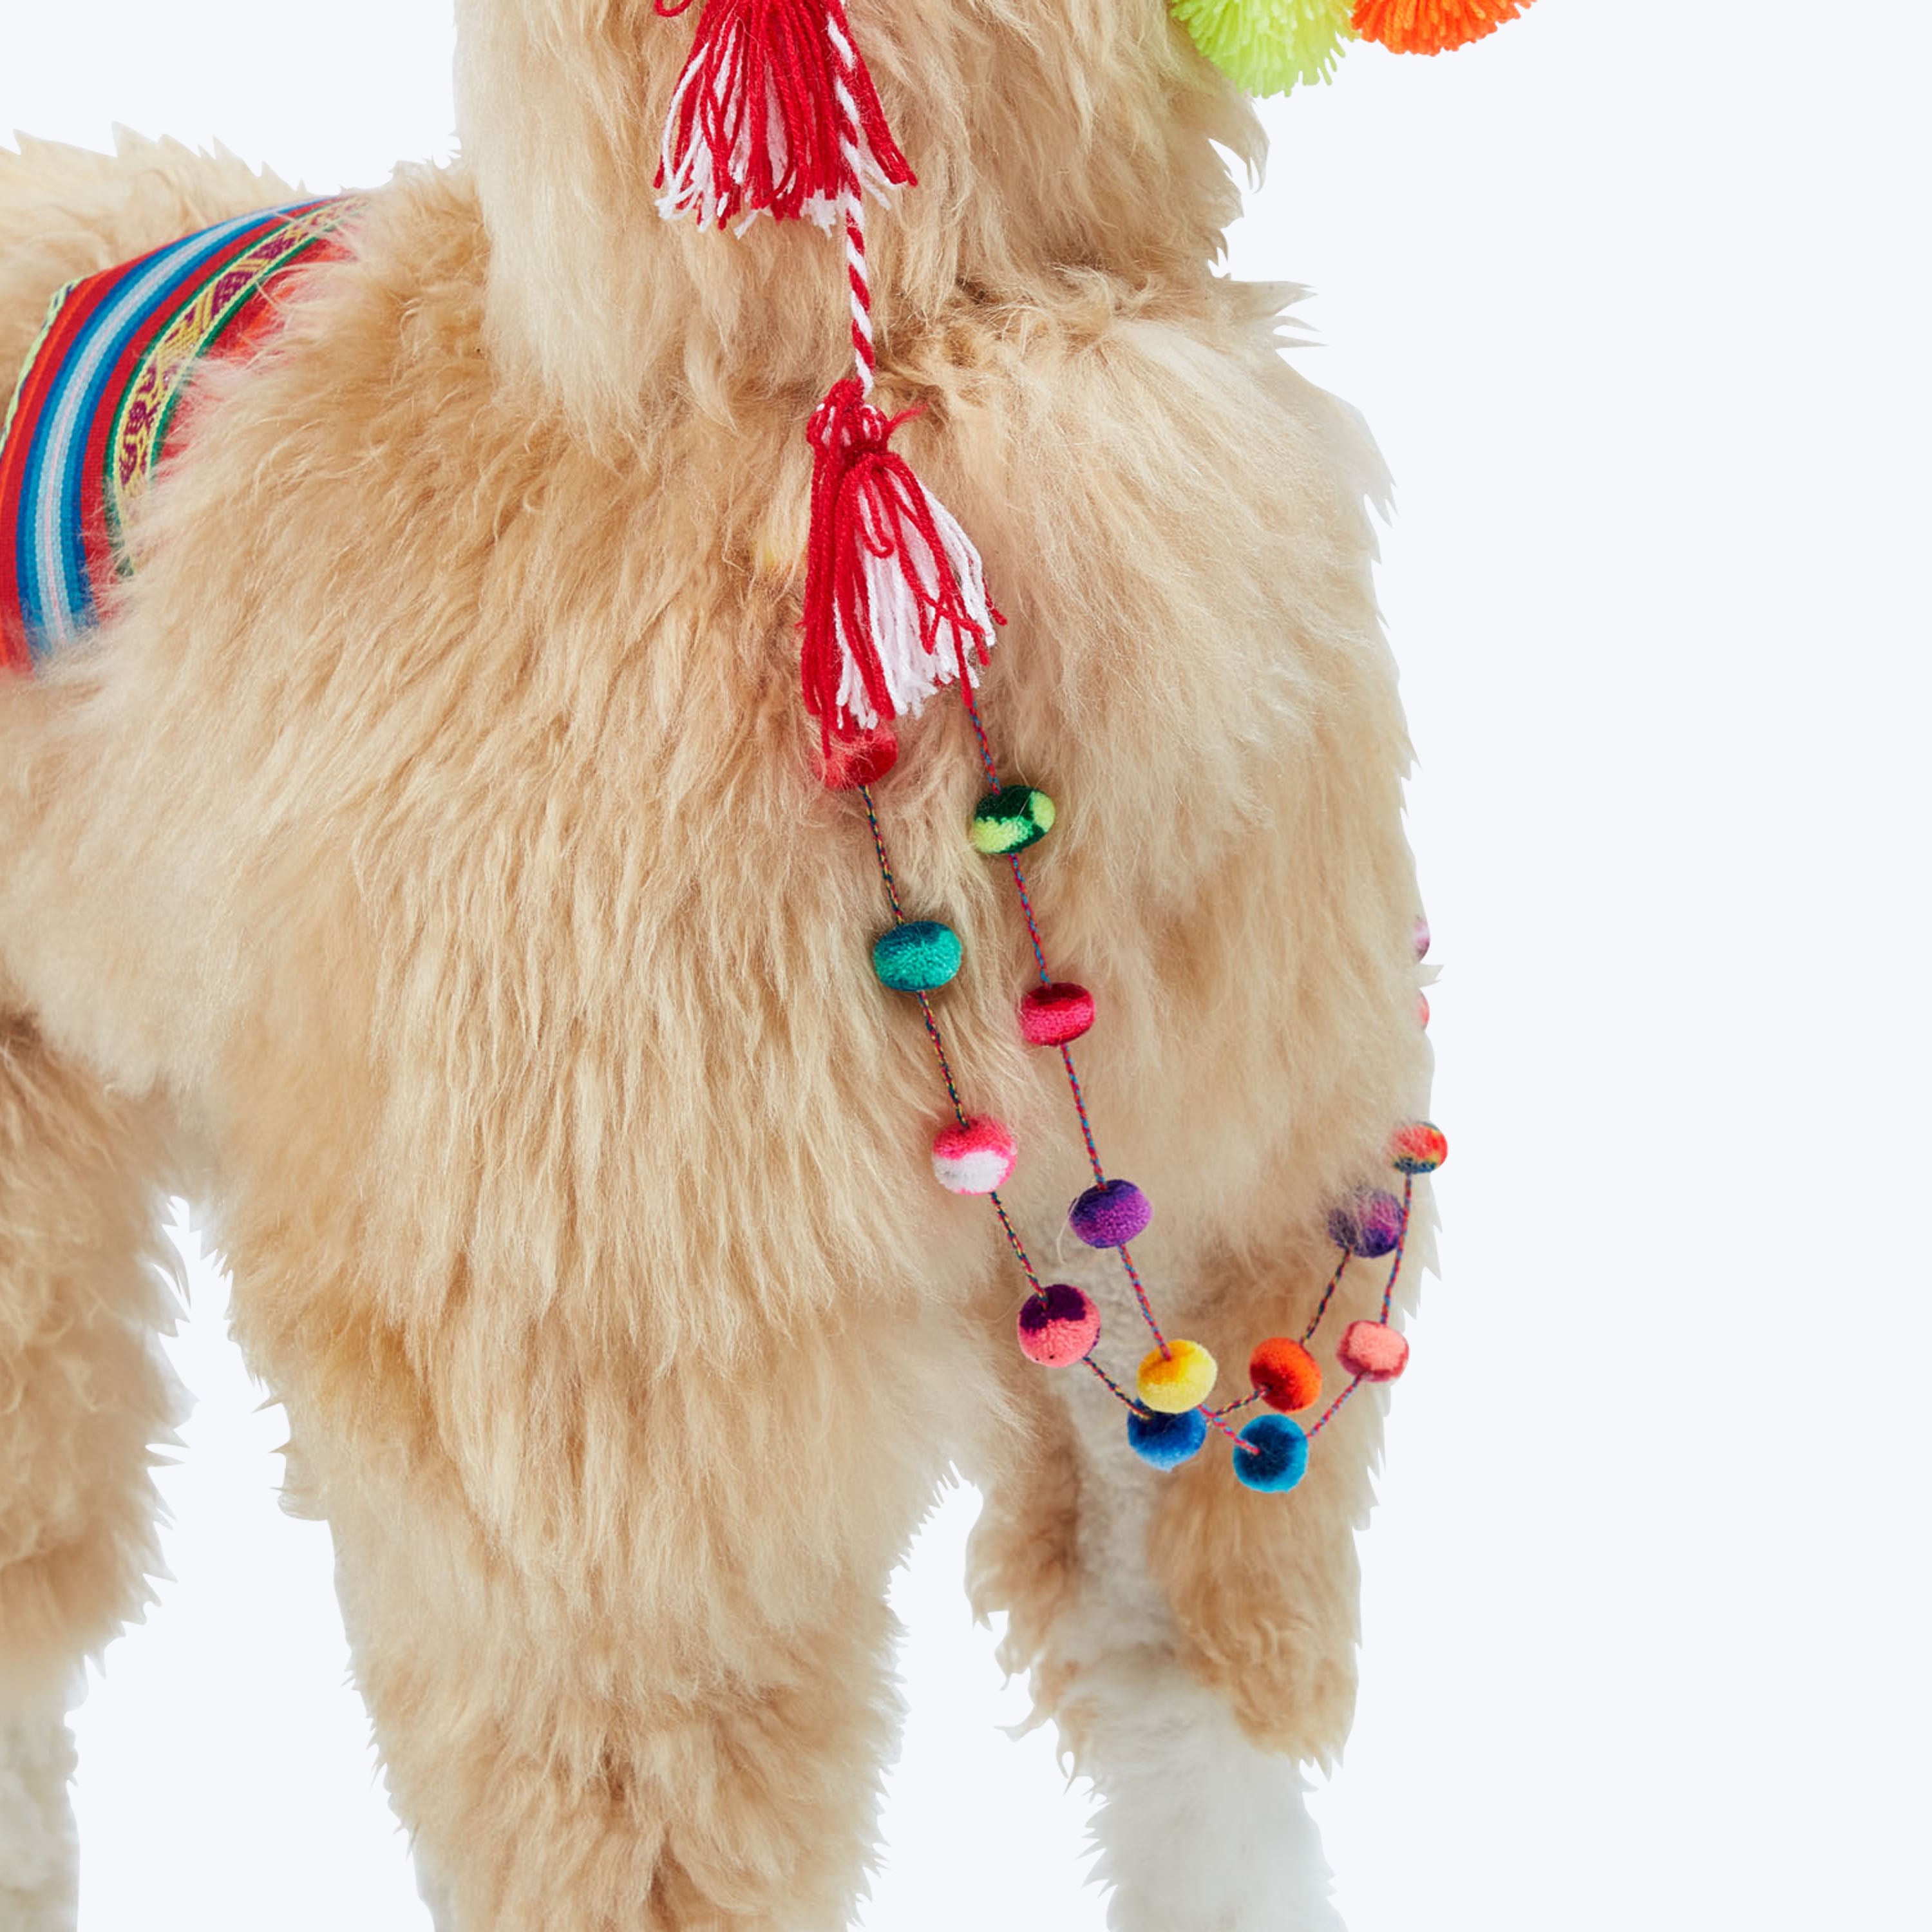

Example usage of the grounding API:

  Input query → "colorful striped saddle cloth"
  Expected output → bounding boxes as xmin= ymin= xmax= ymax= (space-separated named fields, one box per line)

xmin=0 ymin=198 xmax=355 ymax=672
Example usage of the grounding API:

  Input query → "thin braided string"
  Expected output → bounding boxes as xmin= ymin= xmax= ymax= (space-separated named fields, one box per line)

xmin=1303 ymin=1250 xmax=1352 ymax=1344
xmin=827 ymin=12 xmax=874 ymax=393
xmin=1379 ymin=1173 xmax=1416 ymax=1321
xmin=1309 ymin=1374 xmax=1366 ymax=1438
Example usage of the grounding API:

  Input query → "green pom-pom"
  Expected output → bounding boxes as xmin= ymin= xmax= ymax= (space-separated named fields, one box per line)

xmin=1170 ymin=0 xmax=1354 ymax=96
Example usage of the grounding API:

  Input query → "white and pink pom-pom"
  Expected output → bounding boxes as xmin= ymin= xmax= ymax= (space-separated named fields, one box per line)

xmin=932 ymin=1118 xmax=1018 ymax=1195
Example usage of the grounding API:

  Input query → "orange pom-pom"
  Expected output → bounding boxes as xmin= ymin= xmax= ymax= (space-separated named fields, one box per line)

xmin=1249 ymin=1337 xmax=1323 ymax=1414
xmin=1351 ymin=0 xmax=1532 ymax=55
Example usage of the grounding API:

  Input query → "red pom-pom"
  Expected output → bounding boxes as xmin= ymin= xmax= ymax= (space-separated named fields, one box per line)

xmin=817 ymin=723 xmax=898 ymax=790
xmin=655 ymin=0 xmax=913 ymax=229
xmin=800 ymin=379 xmax=1002 ymax=751
xmin=1019 ymin=982 xmax=1095 ymax=1046
xmin=1249 ymin=1337 xmax=1323 ymax=1413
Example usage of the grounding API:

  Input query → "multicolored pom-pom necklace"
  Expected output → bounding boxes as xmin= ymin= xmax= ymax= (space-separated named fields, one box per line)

xmin=649 ymin=0 xmax=1486 ymax=1486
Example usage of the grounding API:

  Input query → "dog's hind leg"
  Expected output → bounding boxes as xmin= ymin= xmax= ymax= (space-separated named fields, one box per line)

xmin=0 ymin=1018 xmax=184 ymax=1931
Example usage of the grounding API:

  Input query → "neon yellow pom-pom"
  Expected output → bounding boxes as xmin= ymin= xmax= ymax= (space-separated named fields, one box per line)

xmin=1136 ymin=1339 xmax=1218 ymax=1414
xmin=1170 ymin=0 xmax=1354 ymax=97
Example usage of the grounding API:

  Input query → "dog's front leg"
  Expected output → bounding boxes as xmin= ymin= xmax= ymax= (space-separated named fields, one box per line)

xmin=249 ymin=1291 xmax=954 ymax=1932
xmin=969 ymin=1211 xmax=1436 ymax=1932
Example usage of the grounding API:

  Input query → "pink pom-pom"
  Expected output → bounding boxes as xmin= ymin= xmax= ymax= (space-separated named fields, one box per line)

xmin=1016 ymin=1283 xmax=1101 ymax=1367
xmin=932 ymin=1117 xmax=1018 ymax=1195
xmin=1019 ymin=982 xmax=1095 ymax=1046
xmin=1337 ymin=1320 xmax=1410 ymax=1383
xmin=1413 ymin=915 xmax=1431 ymax=961
xmin=1419 ymin=990 xmax=1430 ymax=1029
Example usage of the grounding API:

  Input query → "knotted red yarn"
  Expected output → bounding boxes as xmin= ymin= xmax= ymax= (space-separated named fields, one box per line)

xmin=800 ymin=377 xmax=1002 ymax=749
xmin=655 ymin=0 xmax=914 ymax=229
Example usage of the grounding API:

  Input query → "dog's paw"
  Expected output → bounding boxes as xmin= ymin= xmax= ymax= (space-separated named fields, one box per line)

xmin=1076 ymin=1657 xmax=1347 ymax=1932
xmin=0 ymin=1701 xmax=79 ymax=1932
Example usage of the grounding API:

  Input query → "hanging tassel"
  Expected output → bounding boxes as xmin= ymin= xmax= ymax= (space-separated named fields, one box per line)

xmin=655 ymin=0 xmax=914 ymax=230
xmin=800 ymin=377 xmax=1002 ymax=748
xmin=1350 ymin=0 xmax=1532 ymax=55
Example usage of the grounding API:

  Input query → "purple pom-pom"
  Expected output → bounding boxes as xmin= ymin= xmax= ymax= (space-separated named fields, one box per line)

xmin=1068 ymin=1180 xmax=1152 ymax=1249
xmin=1327 ymin=1188 xmax=1406 ymax=1259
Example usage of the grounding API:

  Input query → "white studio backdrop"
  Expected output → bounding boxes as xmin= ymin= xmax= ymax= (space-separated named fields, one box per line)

xmin=4 ymin=1 xmax=1928 ymax=1927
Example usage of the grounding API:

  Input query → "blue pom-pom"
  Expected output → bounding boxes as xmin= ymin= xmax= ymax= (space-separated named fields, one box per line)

xmin=1233 ymin=1414 xmax=1309 ymax=1493
xmin=873 ymin=920 xmax=963 ymax=992
xmin=1126 ymin=1405 xmax=1208 ymax=1470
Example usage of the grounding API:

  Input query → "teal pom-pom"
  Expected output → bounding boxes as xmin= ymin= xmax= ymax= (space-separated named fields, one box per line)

xmin=1127 ymin=1406 xmax=1209 ymax=1470
xmin=1233 ymin=1414 xmax=1310 ymax=1493
xmin=1169 ymin=0 xmax=1353 ymax=96
xmin=873 ymin=921 xmax=963 ymax=992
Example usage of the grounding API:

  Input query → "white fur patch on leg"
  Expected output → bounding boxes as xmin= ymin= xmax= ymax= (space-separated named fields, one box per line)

xmin=1043 ymin=1316 xmax=1347 ymax=1932
xmin=1078 ymin=1654 xmax=1343 ymax=1932
xmin=0 ymin=1695 xmax=79 ymax=1932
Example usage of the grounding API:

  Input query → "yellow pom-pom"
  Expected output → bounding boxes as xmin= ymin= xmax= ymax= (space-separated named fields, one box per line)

xmin=1170 ymin=0 xmax=1354 ymax=97
xmin=1136 ymin=1339 xmax=1218 ymax=1414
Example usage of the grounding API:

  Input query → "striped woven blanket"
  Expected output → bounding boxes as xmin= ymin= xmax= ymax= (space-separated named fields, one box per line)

xmin=0 ymin=198 xmax=354 ymax=672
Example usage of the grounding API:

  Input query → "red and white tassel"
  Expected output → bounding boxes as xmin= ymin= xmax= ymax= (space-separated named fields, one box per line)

xmin=651 ymin=0 xmax=1001 ymax=744
xmin=800 ymin=379 xmax=1001 ymax=746
xmin=654 ymin=0 xmax=913 ymax=230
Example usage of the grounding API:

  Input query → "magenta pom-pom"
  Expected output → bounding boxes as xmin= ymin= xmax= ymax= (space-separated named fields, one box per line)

xmin=1016 ymin=1283 xmax=1102 ymax=1366
xmin=1413 ymin=915 xmax=1431 ymax=961
xmin=1068 ymin=1179 xmax=1151 ymax=1249
xmin=932 ymin=1117 xmax=1018 ymax=1195
xmin=1019 ymin=982 xmax=1095 ymax=1046
xmin=1327 ymin=1188 xmax=1406 ymax=1259
xmin=1337 ymin=1320 xmax=1410 ymax=1383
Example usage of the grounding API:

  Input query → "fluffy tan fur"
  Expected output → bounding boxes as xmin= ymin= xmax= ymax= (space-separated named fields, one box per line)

xmin=0 ymin=0 xmax=1434 ymax=1920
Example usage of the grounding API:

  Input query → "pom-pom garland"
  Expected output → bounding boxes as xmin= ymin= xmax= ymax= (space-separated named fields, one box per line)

xmin=1017 ymin=1283 xmax=1103 ymax=1367
xmin=1232 ymin=1415 xmax=1310 ymax=1493
xmin=1337 ymin=1319 xmax=1409 ymax=1382
xmin=1128 ymin=1405 xmax=1209 ymax=1470
xmin=1136 ymin=1338 xmax=1218 ymax=1414
xmin=1390 ymin=1121 xmax=1448 ymax=1175
xmin=1019 ymin=982 xmax=1095 ymax=1046
xmin=1249 ymin=1336 xmax=1322 ymax=1413
xmin=1069 ymin=1179 xmax=1154 ymax=1249
xmin=1351 ymin=0 xmax=1532 ymax=56
xmin=872 ymin=920 xmax=963 ymax=991
xmin=932 ymin=1116 xmax=1018 ymax=1195
xmin=1327 ymin=1187 xmax=1405 ymax=1260
xmin=647 ymin=0 xmax=1457 ymax=1489
xmin=969 ymin=785 xmax=1057 ymax=855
